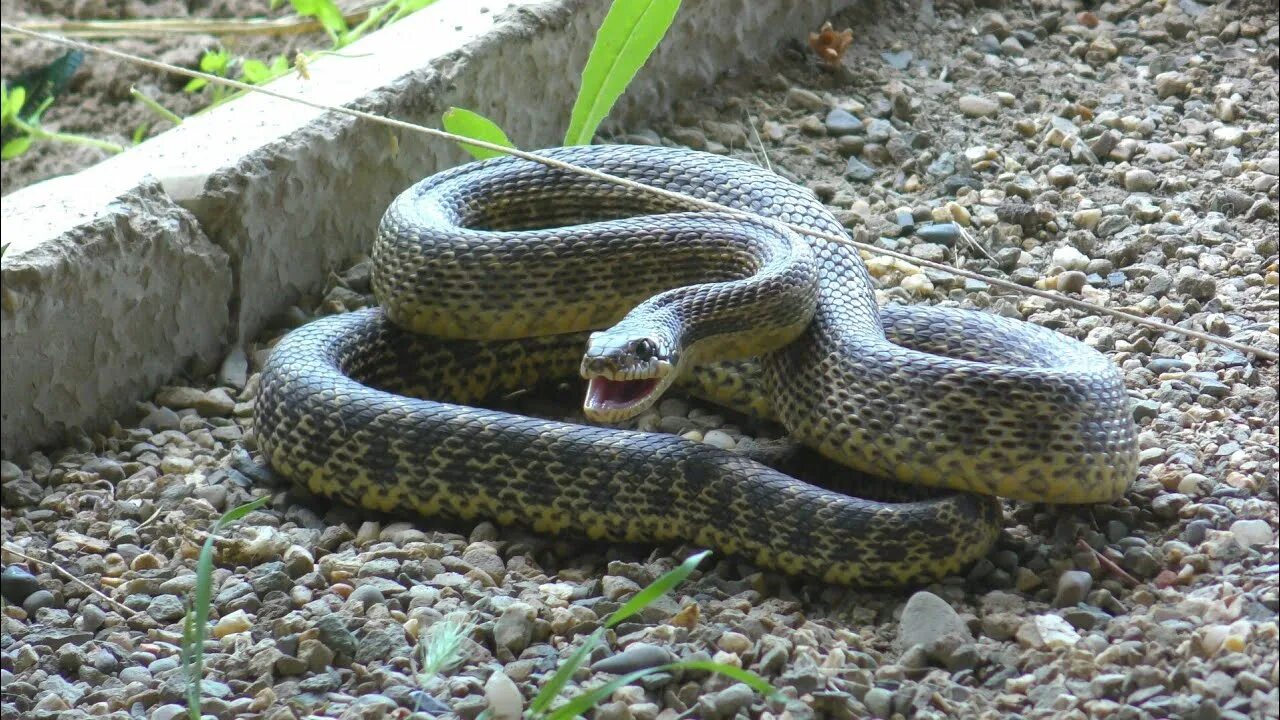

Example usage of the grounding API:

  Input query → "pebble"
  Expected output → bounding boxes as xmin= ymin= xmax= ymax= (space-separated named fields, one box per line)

xmin=1230 ymin=520 xmax=1272 ymax=548
xmin=844 ymin=156 xmax=877 ymax=182
xmin=1053 ymin=571 xmax=1093 ymax=608
xmin=484 ymin=671 xmax=523 ymax=720
xmin=22 ymin=590 xmax=58 ymax=615
xmin=592 ymin=643 xmax=674 ymax=674
xmin=1016 ymin=614 xmax=1081 ymax=649
xmin=1124 ymin=168 xmax=1159 ymax=192
xmin=824 ymin=108 xmax=864 ymax=136
xmin=898 ymin=591 xmax=972 ymax=649
xmin=1 ymin=565 xmax=42 ymax=604
xmin=865 ymin=687 xmax=894 ymax=718
xmin=957 ymin=95 xmax=1000 ymax=118
xmin=1046 ymin=165 xmax=1076 ymax=188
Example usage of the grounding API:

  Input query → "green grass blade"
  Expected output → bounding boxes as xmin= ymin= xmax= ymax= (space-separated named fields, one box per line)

xmin=605 ymin=550 xmax=709 ymax=629
xmin=664 ymin=660 xmax=779 ymax=697
xmin=543 ymin=666 xmax=664 ymax=720
xmin=184 ymin=495 xmax=270 ymax=719
xmin=546 ymin=660 xmax=776 ymax=719
xmin=528 ymin=627 xmax=606 ymax=716
xmin=563 ymin=0 xmax=681 ymax=146
xmin=442 ymin=107 xmax=515 ymax=160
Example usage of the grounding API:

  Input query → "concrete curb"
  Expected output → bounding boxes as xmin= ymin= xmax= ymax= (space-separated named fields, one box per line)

xmin=1 ymin=0 xmax=858 ymax=457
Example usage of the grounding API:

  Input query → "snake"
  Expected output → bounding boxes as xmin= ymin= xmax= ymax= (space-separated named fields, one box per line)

xmin=254 ymin=145 xmax=1138 ymax=586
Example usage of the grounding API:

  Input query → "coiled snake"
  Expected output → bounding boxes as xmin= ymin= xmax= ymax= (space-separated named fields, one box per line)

xmin=254 ymin=145 xmax=1138 ymax=585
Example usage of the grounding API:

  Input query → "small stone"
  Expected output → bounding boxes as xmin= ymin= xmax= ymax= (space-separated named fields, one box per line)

xmin=150 ymin=704 xmax=187 ymax=720
xmin=212 ymin=609 xmax=253 ymax=639
xmin=1046 ymin=165 xmax=1076 ymax=188
xmin=79 ymin=603 xmax=107 ymax=632
xmin=957 ymin=95 xmax=1000 ymax=118
xmin=1124 ymin=168 xmax=1159 ymax=192
xmin=218 ymin=346 xmax=249 ymax=390
xmin=1 ymin=565 xmax=42 ymax=604
xmin=717 ymin=631 xmax=752 ymax=654
xmin=702 ymin=430 xmax=735 ymax=450
xmin=1212 ymin=126 xmax=1244 ymax=147
xmin=697 ymin=683 xmax=755 ymax=719
xmin=159 ymin=457 xmax=194 ymax=475
xmin=1051 ymin=246 xmax=1090 ymax=271
xmin=824 ymin=108 xmax=864 ymax=136
xmin=484 ymin=671 xmax=523 ymax=720
xmin=315 ymin=615 xmax=358 ymax=660
xmin=348 ymin=584 xmax=385 ymax=610
xmin=865 ymin=687 xmax=894 ymax=718
xmin=898 ymin=591 xmax=972 ymax=650
xmin=1016 ymin=614 xmax=1080 ymax=649
xmin=916 ymin=223 xmax=962 ymax=244
xmin=845 ymin=156 xmax=876 ymax=182
xmin=147 ymin=594 xmax=186 ymax=623
xmin=1154 ymin=72 xmax=1190 ymax=98
xmin=1175 ymin=266 xmax=1216 ymax=301
xmin=493 ymin=603 xmax=535 ymax=657
xmin=1053 ymin=571 xmax=1093 ymax=608
xmin=22 ymin=590 xmax=58 ymax=616
xmin=592 ymin=643 xmax=674 ymax=674
xmin=1056 ymin=271 xmax=1088 ymax=294
xmin=1229 ymin=520 xmax=1272 ymax=548
xmin=786 ymin=87 xmax=826 ymax=111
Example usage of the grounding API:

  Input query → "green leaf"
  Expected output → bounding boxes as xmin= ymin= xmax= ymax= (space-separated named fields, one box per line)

xmin=442 ymin=107 xmax=515 ymax=160
xmin=527 ymin=627 xmax=606 ymax=716
xmin=291 ymin=0 xmax=348 ymax=42
xmin=131 ymin=122 xmax=150 ymax=145
xmin=2 ymin=84 xmax=27 ymax=122
xmin=605 ymin=550 xmax=708 ymax=628
xmin=563 ymin=0 xmax=681 ymax=146
xmin=1 ymin=136 xmax=33 ymax=160
xmin=183 ymin=77 xmax=208 ymax=94
xmin=198 ymin=49 xmax=231 ymax=75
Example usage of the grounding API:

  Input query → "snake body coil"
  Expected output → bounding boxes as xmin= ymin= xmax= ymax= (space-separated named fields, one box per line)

xmin=255 ymin=146 xmax=1138 ymax=585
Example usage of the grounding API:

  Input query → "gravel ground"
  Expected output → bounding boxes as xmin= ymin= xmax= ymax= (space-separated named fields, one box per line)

xmin=2 ymin=1 xmax=1278 ymax=719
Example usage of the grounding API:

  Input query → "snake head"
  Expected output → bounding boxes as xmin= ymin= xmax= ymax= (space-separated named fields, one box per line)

xmin=580 ymin=330 xmax=678 ymax=423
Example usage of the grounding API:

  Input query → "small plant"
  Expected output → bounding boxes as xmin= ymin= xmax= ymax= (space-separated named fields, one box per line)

xmin=276 ymin=0 xmax=439 ymax=49
xmin=527 ymin=550 xmax=777 ymax=718
xmin=445 ymin=0 xmax=681 ymax=158
xmin=179 ymin=48 xmax=291 ymax=109
xmin=1 ymin=50 xmax=125 ymax=160
xmin=180 ymin=495 xmax=270 ymax=720
xmin=807 ymin=21 xmax=853 ymax=69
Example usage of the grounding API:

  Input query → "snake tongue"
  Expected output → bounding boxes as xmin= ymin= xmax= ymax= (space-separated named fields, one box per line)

xmin=585 ymin=376 xmax=660 ymax=414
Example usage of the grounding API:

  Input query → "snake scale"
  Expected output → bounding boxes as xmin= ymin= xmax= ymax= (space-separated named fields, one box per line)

xmin=254 ymin=145 xmax=1138 ymax=585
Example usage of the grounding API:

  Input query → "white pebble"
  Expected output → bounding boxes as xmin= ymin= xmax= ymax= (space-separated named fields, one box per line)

xmin=702 ymin=430 xmax=736 ymax=450
xmin=1051 ymin=246 xmax=1090 ymax=271
xmin=1229 ymin=519 xmax=1273 ymax=548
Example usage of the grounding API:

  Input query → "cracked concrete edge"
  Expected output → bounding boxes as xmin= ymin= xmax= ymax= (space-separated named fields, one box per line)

xmin=1 ymin=177 xmax=231 ymax=456
xmin=0 ymin=0 xmax=860 ymax=457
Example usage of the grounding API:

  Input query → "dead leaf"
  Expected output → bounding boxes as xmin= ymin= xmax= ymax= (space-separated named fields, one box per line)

xmin=808 ymin=21 xmax=854 ymax=69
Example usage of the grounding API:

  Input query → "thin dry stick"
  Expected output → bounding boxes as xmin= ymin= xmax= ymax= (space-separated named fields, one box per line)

xmin=1076 ymin=538 xmax=1140 ymax=588
xmin=1 ymin=544 xmax=139 ymax=617
xmin=11 ymin=3 xmax=381 ymax=38
xmin=1 ymin=23 xmax=1276 ymax=362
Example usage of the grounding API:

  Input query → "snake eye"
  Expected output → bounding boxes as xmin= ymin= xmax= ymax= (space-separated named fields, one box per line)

xmin=633 ymin=339 xmax=657 ymax=362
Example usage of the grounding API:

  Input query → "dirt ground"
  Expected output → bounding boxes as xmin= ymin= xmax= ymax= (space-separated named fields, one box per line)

xmin=0 ymin=0 xmax=369 ymax=196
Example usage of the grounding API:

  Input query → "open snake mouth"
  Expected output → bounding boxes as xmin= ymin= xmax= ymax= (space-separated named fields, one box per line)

xmin=585 ymin=376 xmax=660 ymax=417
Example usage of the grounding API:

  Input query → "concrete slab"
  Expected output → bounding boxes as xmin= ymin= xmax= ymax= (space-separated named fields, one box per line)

xmin=1 ymin=176 xmax=230 ymax=455
xmin=0 ymin=0 xmax=859 ymax=457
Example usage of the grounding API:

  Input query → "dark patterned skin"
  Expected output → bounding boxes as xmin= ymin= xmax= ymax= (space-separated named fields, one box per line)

xmin=254 ymin=145 xmax=1137 ymax=586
